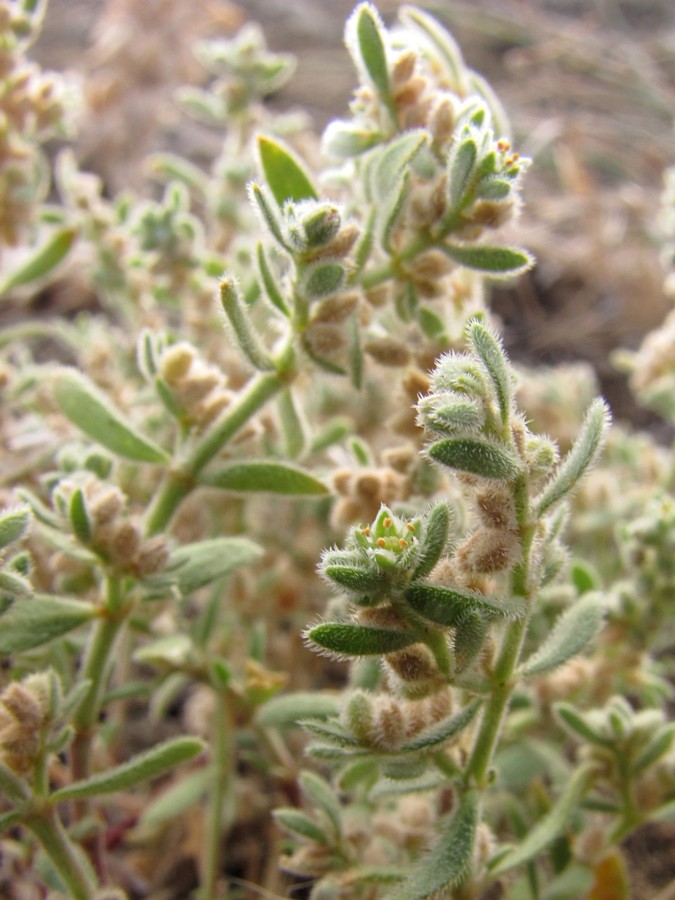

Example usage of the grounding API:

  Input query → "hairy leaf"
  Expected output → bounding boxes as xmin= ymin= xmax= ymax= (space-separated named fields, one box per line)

xmin=521 ymin=595 xmax=605 ymax=678
xmin=0 ymin=227 xmax=76 ymax=295
xmin=257 ymin=135 xmax=317 ymax=206
xmin=0 ymin=506 xmax=31 ymax=550
xmin=412 ymin=502 xmax=452 ymax=580
xmin=255 ymin=692 xmax=341 ymax=728
xmin=441 ymin=243 xmax=533 ymax=277
xmin=273 ymin=808 xmax=329 ymax=844
xmin=0 ymin=595 xmax=95 ymax=654
xmin=202 ymin=461 xmax=329 ymax=496
xmin=468 ymin=321 xmax=513 ymax=427
xmin=405 ymin=582 xmax=520 ymax=624
xmin=398 ymin=700 xmax=481 ymax=753
xmin=169 ymin=537 xmax=262 ymax=595
xmin=427 ymin=437 xmax=522 ymax=480
xmin=348 ymin=3 xmax=390 ymax=99
xmin=305 ymin=622 xmax=418 ymax=657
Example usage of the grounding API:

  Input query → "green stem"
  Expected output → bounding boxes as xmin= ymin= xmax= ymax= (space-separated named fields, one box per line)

xmin=26 ymin=807 xmax=98 ymax=900
xmin=145 ymin=371 xmax=285 ymax=536
xmin=359 ymin=233 xmax=432 ymax=290
xmin=202 ymin=689 xmax=235 ymax=899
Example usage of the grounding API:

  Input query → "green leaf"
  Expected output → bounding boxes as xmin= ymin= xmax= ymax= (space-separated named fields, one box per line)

xmin=468 ymin=321 xmax=513 ymax=427
xmin=299 ymin=771 xmax=342 ymax=839
xmin=405 ymin=582 xmax=519 ymax=625
xmin=389 ymin=791 xmax=479 ymax=899
xmin=139 ymin=767 xmax=211 ymax=828
xmin=53 ymin=369 xmax=169 ymax=464
xmin=248 ymin=183 xmax=289 ymax=249
xmin=68 ymin=487 xmax=91 ymax=544
xmin=300 ymin=718 xmax=362 ymax=748
xmin=0 ymin=570 xmax=32 ymax=600
xmin=273 ymin=808 xmax=330 ymax=844
xmin=322 ymin=564 xmax=381 ymax=594
xmin=133 ymin=634 xmax=193 ymax=669
xmin=400 ymin=6 xmax=465 ymax=85
xmin=372 ymin=131 xmax=427 ymax=202
xmin=347 ymin=4 xmax=390 ymax=100
xmin=304 ymin=622 xmax=418 ymax=657
xmin=202 ymin=461 xmax=329 ymax=496
xmin=412 ymin=502 xmax=451 ymax=580
xmin=554 ymin=704 xmax=609 ymax=746
xmin=398 ymin=700 xmax=481 ymax=754
xmin=256 ymin=242 xmax=289 ymax=316
xmin=302 ymin=260 xmax=345 ymax=299
xmin=491 ymin=764 xmax=596 ymax=876
xmin=0 ymin=595 xmax=94 ymax=654
xmin=322 ymin=120 xmax=381 ymax=159
xmin=476 ymin=177 xmax=512 ymax=200
xmin=255 ymin=692 xmax=341 ymax=728
xmin=448 ymin=137 xmax=477 ymax=211
xmin=0 ymin=227 xmax=76 ymax=295
xmin=632 ymin=724 xmax=675 ymax=775
xmin=168 ymin=537 xmax=262 ymax=595
xmin=520 ymin=595 xmax=605 ymax=678
xmin=427 ymin=437 xmax=522 ymax=481
xmin=441 ymin=243 xmax=533 ymax=277
xmin=52 ymin=737 xmax=204 ymax=801
xmin=535 ymin=398 xmax=611 ymax=516
xmin=257 ymin=135 xmax=317 ymax=206
xmin=0 ymin=810 xmax=22 ymax=832
xmin=219 ymin=276 xmax=273 ymax=371
xmin=0 ymin=506 xmax=31 ymax=549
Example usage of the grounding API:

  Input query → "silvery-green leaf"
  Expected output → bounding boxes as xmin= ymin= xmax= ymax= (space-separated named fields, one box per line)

xmin=0 ymin=506 xmax=31 ymax=549
xmin=0 ymin=226 xmax=76 ymax=295
xmin=53 ymin=370 xmax=169 ymax=464
xmin=412 ymin=502 xmax=452 ymax=580
xmin=169 ymin=537 xmax=262 ymax=595
xmin=256 ymin=242 xmax=289 ymax=316
xmin=322 ymin=120 xmax=381 ymax=159
xmin=468 ymin=321 xmax=513 ymax=427
xmin=400 ymin=7 xmax=465 ymax=85
xmin=427 ymin=437 xmax=522 ymax=481
xmin=372 ymin=130 xmax=427 ymax=202
xmin=139 ymin=767 xmax=211 ymax=828
xmin=133 ymin=634 xmax=193 ymax=669
xmin=0 ymin=570 xmax=32 ymax=599
xmin=299 ymin=771 xmax=341 ymax=839
xmin=68 ymin=487 xmax=91 ymax=544
xmin=305 ymin=622 xmax=418 ymax=657
xmin=346 ymin=4 xmax=390 ymax=100
xmin=398 ymin=699 xmax=481 ymax=754
xmin=248 ymin=183 xmax=289 ymax=249
xmin=476 ymin=177 xmax=512 ymax=200
xmin=520 ymin=595 xmax=605 ymax=678
xmin=257 ymin=135 xmax=317 ymax=206
xmin=453 ymin=613 xmax=490 ymax=671
xmin=202 ymin=461 xmax=328 ymax=496
xmin=447 ymin=136 xmax=477 ymax=211
xmin=405 ymin=582 xmax=519 ymax=624
xmin=302 ymin=260 xmax=345 ymax=299
xmin=554 ymin=704 xmax=609 ymax=746
xmin=490 ymin=763 xmax=596 ymax=876
xmin=441 ymin=243 xmax=534 ymax=277
xmin=535 ymin=398 xmax=611 ymax=516
xmin=273 ymin=808 xmax=329 ymax=844
xmin=219 ymin=277 xmax=274 ymax=371
xmin=322 ymin=564 xmax=381 ymax=594
xmin=389 ymin=791 xmax=479 ymax=899
xmin=300 ymin=718 xmax=362 ymax=748
xmin=255 ymin=692 xmax=341 ymax=728
xmin=52 ymin=737 xmax=204 ymax=800
xmin=632 ymin=724 xmax=675 ymax=775
xmin=0 ymin=595 xmax=95 ymax=654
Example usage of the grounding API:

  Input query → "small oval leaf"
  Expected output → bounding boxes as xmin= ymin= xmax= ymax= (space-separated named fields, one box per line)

xmin=520 ymin=595 xmax=605 ymax=678
xmin=427 ymin=437 xmax=522 ymax=481
xmin=305 ymin=622 xmax=418 ymax=657
xmin=53 ymin=370 xmax=169 ymax=464
xmin=257 ymin=135 xmax=318 ymax=206
xmin=202 ymin=461 xmax=329 ymax=496
xmin=441 ymin=243 xmax=534 ymax=277
xmin=168 ymin=537 xmax=262 ymax=595
xmin=0 ymin=594 xmax=95 ymax=654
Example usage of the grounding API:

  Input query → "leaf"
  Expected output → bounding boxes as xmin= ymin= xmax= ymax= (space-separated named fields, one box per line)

xmin=535 ymin=399 xmax=611 ymax=516
xmin=427 ymin=437 xmax=522 ymax=481
xmin=68 ymin=487 xmax=91 ymax=544
xmin=520 ymin=595 xmax=605 ymax=678
xmin=168 ymin=537 xmax=262 ymax=595
xmin=632 ymin=724 xmax=675 ymax=775
xmin=0 ymin=227 xmax=76 ymax=295
xmin=491 ymin=764 xmax=596 ymax=876
xmin=304 ymin=622 xmax=418 ymax=657
xmin=53 ymin=369 xmax=169 ymax=464
xmin=0 ymin=595 xmax=95 ymax=654
xmin=273 ymin=808 xmax=330 ymax=844
xmin=554 ymin=704 xmax=609 ymax=746
xmin=139 ymin=767 xmax=211 ymax=828
xmin=0 ymin=506 xmax=31 ymax=549
xmin=219 ymin=276 xmax=273 ymax=371
xmin=133 ymin=635 xmax=193 ymax=668
xmin=257 ymin=135 xmax=317 ymax=206
xmin=256 ymin=242 xmax=289 ymax=316
xmin=52 ymin=737 xmax=204 ymax=801
xmin=255 ymin=692 xmax=341 ymax=728
xmin=405 ymin=582 xmax=519 ymax=625
xmin=400 ymin=6 xmax=465 ymax=84
xmin=347 ymin=3 xmax=390 ymax=99
xmin=468 ymin=321 xmax=513 ymax=427
xmin=322 ymin=120 xmax=381 ymax=159
xmin=248 ymin=183 xmax=289 ymax=249
xmin=441 ymin=243 xmax=534 ymax=277
xmin=372 ymin=130 xmax=427 ymax=202
xmin=302 ymin=260 xmax=346 ymax=299
xmin=202 ymin=461 xmax=329 ymax=496
xmin=300 ymin=718 xmax=362 ymax=749
xmin=299 ymin=771 xmax=342 ymax=839
xmin=0 ymin=761 xmax=30 ymax=805
xmin=448 ymin=136 xmax=477 ymax=211
xmin=389 ymin=791 xmax=479 ymax=899
xmin=398 ymin=700 xmax=481 ymax=754
xmin=412 ymin=502 xmax=452 ymax=580
xmin=322 ymin=564 xmax=381 ymax=594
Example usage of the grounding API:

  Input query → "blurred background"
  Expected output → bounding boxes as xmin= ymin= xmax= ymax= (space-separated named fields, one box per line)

xmin=32 ymin=0 xmax=675 ymax=434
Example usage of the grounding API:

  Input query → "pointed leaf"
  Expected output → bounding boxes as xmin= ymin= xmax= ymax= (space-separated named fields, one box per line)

xmin=521 ymin=595 xmax=605 ymax=678
xmin=347 ymin=4 xmax=390 ymax=99
xmin=554 ymin=704 xmax=609 ymax=746
xmin=139 ymin=767 xmax=211 ymax=827
xmin=0 ymin=227 xmax=76 ymax=295
xmin=299 ymin=771 xmax=342 ymax=839
xmin=256 ymin=242 xmax=289 ymax=316
xmin=305 ymin=622 xmax=418 ymax=657
xmin=398 ymin=700 xmax=481 ymax=754
xmin=405 ymin=582 xmax=520 ymax=625
xmin=535 ymin=399 xmax=611 ymax=516
xmin=53 ymin=369 xmax=169 ymax=464
xmin=427 ymin=437 xmax=522 ymax=480
xmin=248 ymin=182 xmax=289 ymax=249
xmin=372 ymin=131 xmax=427 ymax=202
xmin=441 ymin=243 xmax=534 ymax=277
xmin=322 ymin=565 xmax=381 ymax=593
xmin=257 ymin=135 xmax=317 ymax=206
xmin=400 ymin=6 xmax=465 ymax=84
xmin=491 ymin=763 xmax=596 ymax=876
xmin=412 ymin=502 xmax=451 ymax=580
xmin=273 ymin=808 xmax=330 ymax=844
xmin=69 ymin=487 xmax=91 ymax=544
xmin=255 ymin=692 xmax=341 ymax=728
xmin=53 ymin=737 xmax=204 ymax=801
xmin=167 ymin=537 xmax=261 ymax=596
xmin=0 ymin=595 xmax=95 ymax=654
xmin=632 ymin=724 xmax=675 ymax=775
xmin=219 ymin=276 xmax=273 ymax=371
xmin=0 ymin=506 xmax=31 ymax=550
xmin=389 ymin=791 xmax=479 ymax=899
xmin=448 ymin=137 xmax=478 ymax=211
xmin=300 ymin=718 xmax=362 ymax=748
xmin=202 ymin=461 xmax=329 ymax=496
xmin=468 ymin=321 xmax=513 ymax=426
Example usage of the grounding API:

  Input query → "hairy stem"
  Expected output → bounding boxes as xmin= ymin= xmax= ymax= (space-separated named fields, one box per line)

xmin=202 ymin=689 xmax=235 ymax=899
xmin=26 ymin=807 xmax=98 ymax=900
